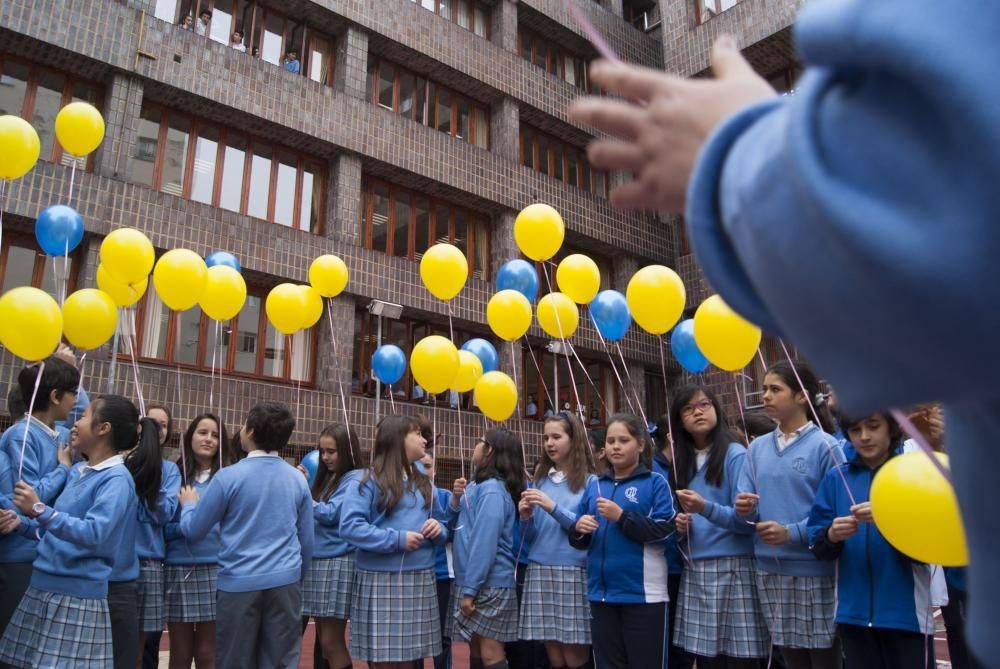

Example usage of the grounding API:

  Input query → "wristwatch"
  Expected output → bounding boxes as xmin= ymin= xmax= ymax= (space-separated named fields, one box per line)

xmin=30 ymin=502 xmax=46 ymax=518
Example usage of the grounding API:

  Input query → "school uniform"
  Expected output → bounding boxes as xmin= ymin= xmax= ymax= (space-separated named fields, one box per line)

xmin=736 ymin=425 xmax=843 ymax=650
xmin=340 ymin=472 xmax=449 ymax=663
xmin=180 ymin=450 xmax=314 ymax=669
xmin=135 ymin=459 xmax=181 ymax=634
xmin=0 ymin=455 xmax=134 ymax=669
xmin=302 ymin=469 xmax=362 ymax=620
xmin=570 ymin=464 xmax=676 ymax=669
xmin=164 ymin=470 xmax=220 ymax=623
xmin=673 ymin=444 xmax=769 ymax=663
xmin=108 ymin=481 xmax=142 ymax=669
xmin=432 ymin=487 xmax=456 ymax=669
xmin=808 ymin=446 xmax=936 ymax=669
xmin=518 ymin=469 xmax=596 ymax=646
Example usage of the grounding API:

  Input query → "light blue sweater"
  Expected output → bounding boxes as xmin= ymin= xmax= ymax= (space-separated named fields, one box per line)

xmin=453 ymin=479 xmax=516 ymax=597
xmin=180 ymin=453 xmax=314 ymax=592
xmin=136 ymin=459 xmax=181 ymax=560
xmin=686 ymin=443 xmax=755 ymax=560
xmin=165 ymin=473 xmax=221 ymax=565
xmin=522 ymin=471 xmax=594 ymax=569
xmin=311 ymin=469 xmax=362 ymax=559
xmin=736 ymin=425 xmax=843 ymax=576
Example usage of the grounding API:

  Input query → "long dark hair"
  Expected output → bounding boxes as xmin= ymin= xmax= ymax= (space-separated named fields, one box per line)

xmin=311 ymin=423 xmax=361 ymax=502
xmin=92 ymin=396 xmax=162 ymax=510
xmin=145 ymin=403 xmax=174 ymax=446
xmin=765 ymin=360 xmax=837 ymax=434
xmin=533 ymin=412 xmax=595 ymax=492
xmin=363 ymin=415 xmax=431 ymax=513
xmin=668 ymin=385 xmax=734 ymax=489
xmin=476 ymin=428 xmax=526 ymax=506
xmin=181 ymin=413 xmax=232 ymax=484
xmin=605 ymin=413 xmax=654 ymax=471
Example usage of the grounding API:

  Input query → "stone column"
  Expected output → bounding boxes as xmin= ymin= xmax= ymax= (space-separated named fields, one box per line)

xmin=492 ymin=0 xmax=518 ymax=52
xmin=334 ymin=26 xmax=369 ymax=100
xmin=94 ymin=73 xmax=144 ymax=181
xmin=490 ymin=97 xmax=520 ymax=163
xmin=326 ymin=153 xmax=363 ymax=245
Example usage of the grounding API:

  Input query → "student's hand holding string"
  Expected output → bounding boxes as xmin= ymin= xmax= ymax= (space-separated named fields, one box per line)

xmin=827 ymin=516 xmax=859 ymax=543
xmin=404 ymin=531 xmax=425 ymax=552
xmin=850 ymin=502 xmax=873 ymax=523
xmin=521 ymin=488 xmax=556 ymax=513
xmin=734 ymin=492 xmax=759 ymax=517
xmin=518 ymin=496 xmax=534 ymax=521
xmin=450 ymin=478 xmax=467 ymax=509
xmin=459 ymin=595 xmax=476 ymax=617
xmin=596 ymin=498 xmax=623 ymax=522
xmin=57 ymin=444 xmax=73 ymax=468
xmin=178 ymin=485 xmax=200 ymax=506
xmin=421 ymin=518 xmax=442 ymax=541
xmin=0 ymin=509 xmax=21 ymax=535
xmin=567 ymin=37 xmax=775 ymax=213
xmin=676 ymin=489 xmax=706 ymax=514
xmin=295 ymin=464 xmax=309 ymax=481
xmin=12 ymin=481 xmax=39 ymax=515
xmin=756 ymin=521 xmax=791 ymax=545
xmin=675 ymin=512 xmax=690 ymax=535
xmin=576 ymin=514 xmax=599 ymax=535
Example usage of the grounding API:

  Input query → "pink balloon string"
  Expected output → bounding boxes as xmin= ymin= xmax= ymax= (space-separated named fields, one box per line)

xmin=175 ymin=361 xmax=187 ymax=485
xmin=324 ymin=300 xmax=358 ymax=467
xmin=540 ymin=265 xmax=586 ymax=425
xmin=125 ymin=309 xmax=146 ymax=417
xmin=16 ymin=361 xmax=45 ymax=480
xmin=618 ymin=341 xmax=649 ymax=427
xmin=559 ymin=0 xmax=621 ymax=63
xmin=522 ymin=336 xmax=555 ymax=411
xmin=889 ymin=408 xmax=952 ymax=483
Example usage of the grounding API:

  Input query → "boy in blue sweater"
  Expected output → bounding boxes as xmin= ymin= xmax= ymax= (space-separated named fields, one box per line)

xmin=570 ymin=2 xmax=998 ymax=664
xmin=180 ymin=401 xmax=314 ymax=668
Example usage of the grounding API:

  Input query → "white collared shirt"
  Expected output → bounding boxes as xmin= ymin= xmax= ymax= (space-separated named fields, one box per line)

xmin=777 ymin=421 xmax=813 ymax=451
xmin=80 ymin=454 xmax=125 ymax=478
xmin=28 ymin=415 xmax=60 ymax=440
xmin=246 ymin=450 xmax=281 ymax=459
xmin=696 ymin=449 xmax=709 ymax=470
xmin=194 ymin=469 xmax=211 ymax=483
xmin=548 ymin=469 xmax=567 ymax=484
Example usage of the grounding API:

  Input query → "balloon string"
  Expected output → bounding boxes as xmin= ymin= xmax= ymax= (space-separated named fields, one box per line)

xmin=560 ymin=0 xmax=621 ymax=63
xmin=0 ymin=178 xmax=6 ymax=254
xmin=325 ymin=299 xmax=359 ymax=467
xmin=569 ymin=341 xmax=608 ymax=415
xmin=756 ymin=346 xmax=768 ymax=373
xmin=290 ymin=335 xmax=302 ymax=434
xmin=17 ymin=361 xmax=46 ymax=480
xmin=655 ymin=336 xmax=675 ymax=468
xmin=616 ymin=342 xmax=647 ymax=426
xmin=889 ymin=408 xmax=952 ymax=484
xmin=446 ymin=302 xmax=465 ymax=477
xmin=176 ymin=360 xmax=187 ymax=485
xmin=733 ymin=377 xmax=752 ymax=448
xmin=602 ymin=340 xmax=635 ymax=414
xmin=508 ymin=340 xmax=530 ymax=482
xmin=209 ymin=320 xmax=219 ymax=412
xmin=125 ymin=309 xmax=146 ymax=417
xmin=66 ymin=156 xmax=77 ymax=207
xmin=540 ymin=264 xmax=585 ymax=424
xmin=214 ymin=319 xmax=223 ymax=470
xmin=388 ymin=384 xmax=397 ymax=414
xmin=777 ymin=339 xmax=855 ymax=505
xmin=522 ymin=336 xmax=554 ymax=411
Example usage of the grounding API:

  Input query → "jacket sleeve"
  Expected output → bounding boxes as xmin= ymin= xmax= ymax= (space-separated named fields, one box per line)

xmin=34 ymin=463 xmax=70 ymax=505
xmin=35 ymin=474 xmax=132 ymax=550
xmin=297 ymin=482 xmax=315 ymax=577
xmin=807 ymin=470 xmax=844 ymax=560
xmin=702 ymin=447 xmax=755 ymax=535
xmin=734 ymin=445 xmax=760 ymax=523
xmin=458 ymin=490 xmax=505 ymax=597
xmin=568 ymin=483 xmax=596 ymax=550
xmin=339 ymin=478 xmax=404 ymax=553
xmin=618 ymin=474 xmax=676 ymax=544
xmin=153 ymin=461 xmax=182 ymax=526
xmin=180 ymin=476 xmax=226 ymax=543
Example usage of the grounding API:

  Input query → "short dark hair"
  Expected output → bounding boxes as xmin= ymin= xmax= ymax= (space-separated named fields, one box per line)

xmin=18 ymin=357 xmax=79 ymax=413
xmin=245 ymin=402 xmax=295 ymax=452
xmin=232 ymin=29 xmax=243 ymax=38
xmin=7 ymin=386 xmax=25 ymax=421
xmin=836 ymin=410 xmax=904 ymax=448
xmin=287 ymin=49 xmax=298 ymax=57
xmin=200 ymin=9 xmax=212 ymax=18
xmin=743 ymin=411 xmax=776 ymax=442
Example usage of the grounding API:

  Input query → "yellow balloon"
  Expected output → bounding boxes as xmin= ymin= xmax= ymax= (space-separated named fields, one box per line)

xmin=62 ymin=289 xmax=117 ymax=350
xmin=452 ymin=350 xmax=484 ymax=393
xmin=309 ymin=255 xmax=349 ymax=298
xmin=693 ymin=295 xmax=762 ymax=371
xmin=97 ymin=264 xmax=147 ymax=307
xmin=536 ymin=292 xmax=579 ymax=339
xmin=556 ymin=254 xmax=601 ymax=305
xmin=0 ymin=115 xmax=41 ymax=180
xmin=514 ymin=204 xmax=565 ymax=261
xmin=626 ymin=265 xmax=685 ymax=335
xmin=420 ymin=243 xmax=468 ymax=302
xmin=474 ymin=371 xmax=518 ymax=422
xmin=487 ymin=290 xmax=533 ymax=341
xmin=100 ymin=228 xmax=154 ymax=285
xmin=410 ymin=335 xmax=459 ymax=394
xmin=55 ymin=102 xmax=105 ymax=157
xmin=0 ymin=287 xmax=63 ymax=361
xmin=265 ymin=283 xmax=305 ymax=335
xmin=199 ymin=266 xmax=247 ymax=322
xmin=871 ymin=452 xmax=968 ymax=566
xmin=299 ymin=285 xmax=324 ymax=328
xmin=153 ymin=249 xmax=208 ymax=311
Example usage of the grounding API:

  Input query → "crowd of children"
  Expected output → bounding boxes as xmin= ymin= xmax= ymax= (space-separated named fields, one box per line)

xmin=0 ymin=353 xmax=982 ymax=669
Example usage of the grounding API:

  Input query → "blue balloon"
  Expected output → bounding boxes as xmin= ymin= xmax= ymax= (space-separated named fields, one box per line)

xmin=671 ymin=319 xmax=710 ymax=373
xmin=462 ymin=338 xmax=499 ymax=373
xmin=205 ymin=251 xmax=242 ymax=273
xmin=301 ymin=450 xmax=320 ymax=487
xmin=589 ymin=290 xmax=632 ymax=342
xmin=35 ymin=205 xmax=84 ymax=256
xmin=372 ymin=344 xmax=407 ymax=385
xmin=496 ymin=259 xmax=539 ymax=302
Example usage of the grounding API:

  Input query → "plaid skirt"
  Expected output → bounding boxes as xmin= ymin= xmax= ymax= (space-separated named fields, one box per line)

xmin=0 ymin=586 xmax=113 ymax=668
xmin=303 ymin=554 xmax=355 ymax=619
xmin=137 ymin=559 xmax=165 ymax=633
xmin=755 ymin=571 xmax=837 ymax=648
xmin=518 ymin=564 xmax=592 ymax=644
xmin=165 ymin=564 xmax=218 ymax=623
xmin=674 ymin=556 xmax=770 ymax=658
xmin=349 ymin=568 xmax=441 ymax=662
xmin=447 ymin=585 xmax=519 ymax=643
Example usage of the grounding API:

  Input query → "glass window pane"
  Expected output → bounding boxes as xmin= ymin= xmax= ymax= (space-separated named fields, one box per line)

xmin=370 ymin=184 xmax=390 ymax=252
xmin=351 ymin=312 xmax=364 ymax=392
xmin=398 ymin=71 xmax=415 ymax=120
xmin=474 ymin=6 xmax=487 ymax=36
xmin=291 ymin=329 xmax=313 ymax=382
xmin=414 ymin=77 xmax=428 ymax=125
xmin=261 ymin=13 xmax=284 ymax=65
xmin=564 ymin=57 xmax=576 ymax=86
xmin=533 ymin=41 xmax=547 ymax=69
xmin=422 ymin=0 xmax=435 ymax=9
xmin=434 ymin=204 xmax=450 ymax=243
xmin=537 ymin=133 xmax=549 ymax=175
xmin=521 ymin=127 xmax=534 ymax=168
xmin=0 ymin=61 xmax=29 ymax=117
xmin=456 ymin=97 xmax=470 ymax=141
xmin=274 ymin=152 xmax=297 ymax=227
xmin=161 ymin=114 xmax=191 ymax=197
xmin=308 ymin=34 xmax=333 ymax=85
xmin=175 ymin=307 xmax=203 ymax=365
xmin=219 ymin=133 xmax=246 ymax=212
xmin=71 ymin=82 xmax=100 ymax=107
xmin=247 ymin=144 xmax=272 ymax=219
xmin=234 ymin=295 xmax=261 ymax=373
xmin=552 ymin=141 xmax=564 ymax=181
xmin=154 ymin=0 xmax=180 ymax=23
xmin=473 ymin=218 xmax=489 ymax=280
xmin=1 ymin=245 xmax=36 ymax=295
xmin=299 ymin=160 xmax=322 ymax=233
xmin=566 ymin=148 xmax=578 ymax=187
xmin=209 ymin=0 xmax=234 ymax=44
xmin=392 ymin=193 xmax=411 ymax=258
xmin=190 ymin=125 xmax=219 ymax=205
xmin=378 ymin=62 xmax=395 ymax=110
xmin=472 ymin=106 xmax=488 ymax=148
xmin=205 ymin=318 xmax=231 ymax=373
xmin=33 ymin=71 xmax=66 ymax=161
xmin=264 ymin=326 xmax=286 ymax=377
xmin=453 ymin=209 xmax=468 ymax=257
xmin=133 ymin=106 xmax=161 ymax=188
xmin=436 ymin=89 xmax=451 ymax=134
xmin=593 ymin=170 xmax=607 ymax=198
xmin=519 ymin=31 xmax=532 ymax=61
xmin=140 ymin=290 xmax=169 ymax=359
xmin=580 ymin=161 xmax=591 ymax=192
xmin=547 ymin=47 xmax=560 ymax=76
xmin=439 ymin=0 xmax=451 ymax=20
xmin=413 ymin=197 xmax=430 ymax=260
xmin=457 ymin=0 xmax=470 ymax=28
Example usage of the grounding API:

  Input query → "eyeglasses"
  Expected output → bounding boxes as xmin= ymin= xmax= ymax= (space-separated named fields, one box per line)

xmin=681 ymin=400 xmax=714 ymax=418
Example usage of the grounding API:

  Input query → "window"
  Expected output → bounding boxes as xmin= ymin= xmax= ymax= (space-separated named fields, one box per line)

xmin=521 ymin=345 xmax=614 ymax=425
xmin=0 ymin=235 xmax=81 ymax=302
xmin=367 ymin=58 xmax=490 ymax=148
xmin=0 ymin=56 xmax=103 ymax=170
xmin=360 ymin=177 xmax=491 ymax=280
xmin=408 ymin=0 xmax=490 ymax=37
xmin=698 ymin=0 xmax=741 ymax=24
xmin=133 ymin=102 xmax=325 ymax=233
xmin=136 ymin=281 xmax=315 ymax=382
xmin=520 ymin=124 xmax=609 ymax=198
xmin=517 ymin=28 xmax=590 ymax=91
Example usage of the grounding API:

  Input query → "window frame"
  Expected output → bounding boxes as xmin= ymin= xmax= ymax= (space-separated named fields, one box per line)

xmin=0 ymin=232 xmax=82 ymax=299
xmin=519 ymin=124 xmax=609 ymax=198
xmin=410 ymin=0 xmax=491 ymax=38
